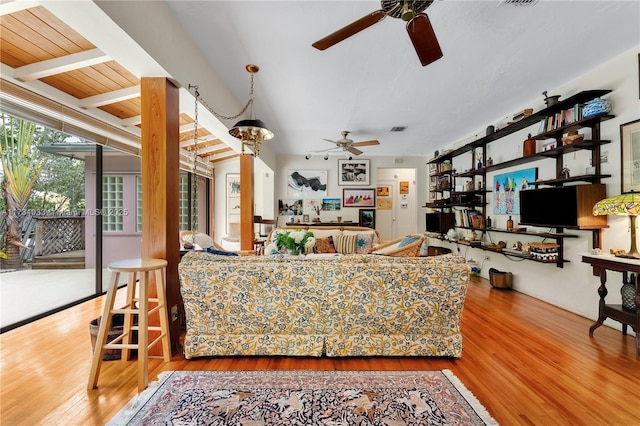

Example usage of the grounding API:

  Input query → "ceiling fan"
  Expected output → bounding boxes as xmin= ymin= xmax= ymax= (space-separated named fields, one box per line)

xmin=312 ymin=1 xmax=443 ymax=67
xmin=323 ymin=131 xmax=380 ymax=156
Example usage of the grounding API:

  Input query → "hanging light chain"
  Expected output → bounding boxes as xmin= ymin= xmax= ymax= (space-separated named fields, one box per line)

xmin=188 ymin=72 xmax=255 ymax=122
xmin=190 ymin=85 xmax=200 ymax=233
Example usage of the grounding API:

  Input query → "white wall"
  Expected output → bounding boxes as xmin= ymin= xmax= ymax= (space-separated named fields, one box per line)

xmin=433 ymin=46 xmax=640 ymax=331
xmin=84 ymin=154 xmax=211 ymax=268
xmin=84 ymin=154 xmax=143 ymax=269
xmin=211 ymin=157 xmax=275 ymax=248
xmin=275 ymin=154 xmax=427 ymax=238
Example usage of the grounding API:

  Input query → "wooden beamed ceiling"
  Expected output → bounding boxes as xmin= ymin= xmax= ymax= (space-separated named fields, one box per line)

xmin=0 ymin=4 xmax=237 ymax=168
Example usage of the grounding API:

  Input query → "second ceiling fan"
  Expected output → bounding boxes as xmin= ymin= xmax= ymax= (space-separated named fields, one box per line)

xmin=323 ymin=131 xmax=380 ymax=156
xmin=312 ymin=1 xmax=443 ymax=67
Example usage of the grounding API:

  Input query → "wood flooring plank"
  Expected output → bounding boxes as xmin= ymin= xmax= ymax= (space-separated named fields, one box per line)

xmin=0 ymin=278 xmax=638 ymax=425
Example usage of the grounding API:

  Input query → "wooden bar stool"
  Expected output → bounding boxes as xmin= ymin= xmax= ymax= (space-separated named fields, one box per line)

xmin=88 ymin=258 xmax=171 ymax=391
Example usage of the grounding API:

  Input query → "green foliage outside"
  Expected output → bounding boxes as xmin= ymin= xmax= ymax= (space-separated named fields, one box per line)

xmin=0 ymin=114 xmax=86 ymax=268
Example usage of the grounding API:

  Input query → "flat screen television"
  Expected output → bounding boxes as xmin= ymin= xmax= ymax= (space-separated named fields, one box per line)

xmin=426 ymin=212 xmax=455 ymax=234
xmin=519 ymin=184 xmax=606 ymax=229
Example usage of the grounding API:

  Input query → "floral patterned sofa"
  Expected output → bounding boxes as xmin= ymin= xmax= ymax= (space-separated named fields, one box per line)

xmin=178 ymin=251 xmax=470 ymax=358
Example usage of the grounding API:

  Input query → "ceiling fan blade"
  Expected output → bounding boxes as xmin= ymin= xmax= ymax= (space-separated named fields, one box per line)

xmin=312 ymin=9 xmax=386 ymax=51
xmin=323 ymin=138 xmax=338 ymax=144
xmin=347 ymin=146 xmax=363 ymax=156
xmin=406 ymin=13 xmax=443 ymax=67
xmin=351 ymin=140 xmax=380 ymax=147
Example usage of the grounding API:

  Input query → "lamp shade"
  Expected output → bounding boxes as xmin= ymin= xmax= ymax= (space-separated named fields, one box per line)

xmin=593 ymin=191 xmax=640 ymax=216
xmin=229 ymin=119 xmax=274 ymax=141
xmin=593 ymin=191 xmax=640 ymax=259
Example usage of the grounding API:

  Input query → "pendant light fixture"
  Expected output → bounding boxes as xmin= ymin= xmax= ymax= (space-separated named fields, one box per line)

xmin=189 ymin=64 xmax=273 ymax=157
xmin=228 ymin=64 xmax=273 ymax=156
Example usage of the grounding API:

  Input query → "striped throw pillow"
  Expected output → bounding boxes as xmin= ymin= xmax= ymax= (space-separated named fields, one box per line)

xmin=335 ymin=233 xmax=358 ymax=254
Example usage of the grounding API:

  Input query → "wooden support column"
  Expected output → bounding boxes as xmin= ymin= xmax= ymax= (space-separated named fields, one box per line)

xmin=240 ymin=153 xmax=254 ymax=251
xmin=141 ymin=77 xmax=180 ymax=355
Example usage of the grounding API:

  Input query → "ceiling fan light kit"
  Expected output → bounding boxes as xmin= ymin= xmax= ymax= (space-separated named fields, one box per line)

xmin=312 ymin=1 xmax=443 ymax=67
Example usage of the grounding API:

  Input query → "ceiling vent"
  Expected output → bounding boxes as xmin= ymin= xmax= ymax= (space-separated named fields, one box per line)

xmin=499 ymin=0 xmax=539 ymax=6
xmin=390 ymin=126 xmax=407 ymax=132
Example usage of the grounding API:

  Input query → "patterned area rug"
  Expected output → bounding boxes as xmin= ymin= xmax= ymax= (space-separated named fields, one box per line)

xmin=108 ymin=370 xmax=498 ymax=425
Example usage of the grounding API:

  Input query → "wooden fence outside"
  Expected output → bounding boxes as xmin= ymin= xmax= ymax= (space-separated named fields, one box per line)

xmin=0 ymin=213 xmax=85 ymax=261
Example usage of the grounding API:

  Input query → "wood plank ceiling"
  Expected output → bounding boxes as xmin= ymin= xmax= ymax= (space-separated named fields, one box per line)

xmin=0 ymin=5 xmax=239 ymax=170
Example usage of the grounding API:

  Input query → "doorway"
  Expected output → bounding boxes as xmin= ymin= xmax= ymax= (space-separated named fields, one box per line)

xmin=376 ymin=168 xmax=417 ymax=241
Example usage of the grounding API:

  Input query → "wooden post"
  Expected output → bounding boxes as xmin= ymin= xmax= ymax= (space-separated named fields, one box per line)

xmin=240 ymin=154 xmax=254 ymax=251
xmin=140 ymin=77 xmax=180 ymax=355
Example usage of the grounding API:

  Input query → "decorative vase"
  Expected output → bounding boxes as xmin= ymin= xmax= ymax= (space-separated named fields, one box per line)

xmin=621 ymin=278 xmax=637 ymax=312
xmin=523 ymin=133 xmax=536 ymax=156
xmin=582 ymin=98 xmax=612 ymax=118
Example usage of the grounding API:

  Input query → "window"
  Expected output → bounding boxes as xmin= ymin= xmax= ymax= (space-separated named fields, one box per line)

xmin=136 ymin=174 xmax=196 ymax=232
xmin=136 ymin=176 xmax=142 ymax=232
xmin=180 ymin=174 xmax=197 ymax=230
xmin=102 ymin=175 xmax=123 ymax=232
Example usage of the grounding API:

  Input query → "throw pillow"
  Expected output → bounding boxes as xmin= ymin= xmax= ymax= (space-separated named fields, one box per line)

xmin=370 ymin=242 xmax=401 ymax=255
xmin=205 ymin=247 xmax=239 ymax=256
xmin=398 ymin=235 xmax=420 ymax=248
xmin=264 ymin=243 xmax=283 ymax=255
xmin=314 ymin=236 xmax=337 ymax=253
xmin=419 ymin=238 xmax=429 ymax=256
xmin=355 ymin=233 xmax=375 ymax=254
xmin=335 ymin=233 xmax=358 ymax=254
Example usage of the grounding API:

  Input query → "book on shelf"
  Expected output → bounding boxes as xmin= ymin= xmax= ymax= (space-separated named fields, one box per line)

xmin=538 ymin=103 xmax=585 ymax=135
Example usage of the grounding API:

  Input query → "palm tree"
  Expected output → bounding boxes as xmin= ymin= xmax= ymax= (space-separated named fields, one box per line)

xmin=0 ymin=114 xmax=48 ymax=269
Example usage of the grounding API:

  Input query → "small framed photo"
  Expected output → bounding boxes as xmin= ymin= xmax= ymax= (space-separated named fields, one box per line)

xmin=343 ymin=188 xmax=375 ymax=207
xmin=338 ymin=159 xmax=370 ymax=186
xmin=621 ymin=118 xmax=640 ymax=193
xmin=302 ymin=214 xmax=310 ymax=222
xmin=377 ymin=185 xmax=390 ymax=197
xmin=359 ymin=209 xmax=375 ymax=229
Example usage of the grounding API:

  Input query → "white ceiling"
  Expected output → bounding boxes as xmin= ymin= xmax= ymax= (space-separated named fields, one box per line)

xmin=164 ymin=0 xmax=640 ymax=158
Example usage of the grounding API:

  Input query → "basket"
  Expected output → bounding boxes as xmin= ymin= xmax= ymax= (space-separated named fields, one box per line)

xmin=489 ymin=268 xmax=513 ymax=289
xmin=89 ymin=313 xmax=137 ymax=360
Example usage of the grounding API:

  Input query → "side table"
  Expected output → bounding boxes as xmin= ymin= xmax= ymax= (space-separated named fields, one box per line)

xmin=581 ymin=253 xmax=639 ymax=357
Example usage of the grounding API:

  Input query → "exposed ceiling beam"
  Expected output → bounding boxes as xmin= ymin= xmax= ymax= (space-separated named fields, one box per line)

xmin=180 ymin=135 xmax=219 ymax=149
xmin=79 ymin=85 xmax=140 ymax=109
xmin=201 ymin=147 xmax=233 ymax=159
xmin=121 ymin=115 xmax=141 ymax=127
xmin=13 ymin=49 xmax=111 ymax=82
xmin=210 ymin=153 xmax=239 ymax=164
xmin=191 ymin=141 xmax=226 ymax=155
xmin=0 ymin=0 xmax=40 ymax=16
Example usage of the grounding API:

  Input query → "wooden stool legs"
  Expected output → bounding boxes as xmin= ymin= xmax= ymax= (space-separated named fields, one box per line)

xmin=88 ymin=259 xmax=171 ymax=391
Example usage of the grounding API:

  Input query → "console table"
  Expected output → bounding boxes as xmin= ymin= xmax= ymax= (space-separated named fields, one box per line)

xmin=581 ymin=253 xmax=639 ymax=357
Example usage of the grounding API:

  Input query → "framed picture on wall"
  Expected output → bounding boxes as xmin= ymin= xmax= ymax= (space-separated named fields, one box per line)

xmin=359 ymin=209 xmax=375 ymax=229
xmin=226 ymin=174 xmax=240 ymax=234
xmin=621 ymin=118 xmax=640 ymax=192
xmin=493 ymin=167 xmax=537 ymax=215
xmin=338 ymin=159 xmax=370 ymax=186
xmin=287 ymin=170 xmax=327 ymax=197
xmin=342 ymin=188 xmax=375 ymax=207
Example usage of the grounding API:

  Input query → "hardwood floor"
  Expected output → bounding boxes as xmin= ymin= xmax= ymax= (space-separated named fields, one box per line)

xmin=0 ymin=277 xmax=637 ymax=425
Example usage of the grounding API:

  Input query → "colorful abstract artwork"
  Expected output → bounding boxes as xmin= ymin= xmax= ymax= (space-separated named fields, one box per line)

xmin=493 ymin=167 xmax=537 ymax=215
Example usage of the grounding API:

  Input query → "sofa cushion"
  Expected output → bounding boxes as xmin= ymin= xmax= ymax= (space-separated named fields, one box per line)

xmin=355 ymin=233 xmax=375 ymax=254
xmin=398 ymin=235 xmax=420 ymax=247
xmin=314 ymin=236 xmax=337 ymax=253
xmin=343 ymin=230 xmax=379 ymax=246
xmin=335 ymin=233 xmax=357 ymax=254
